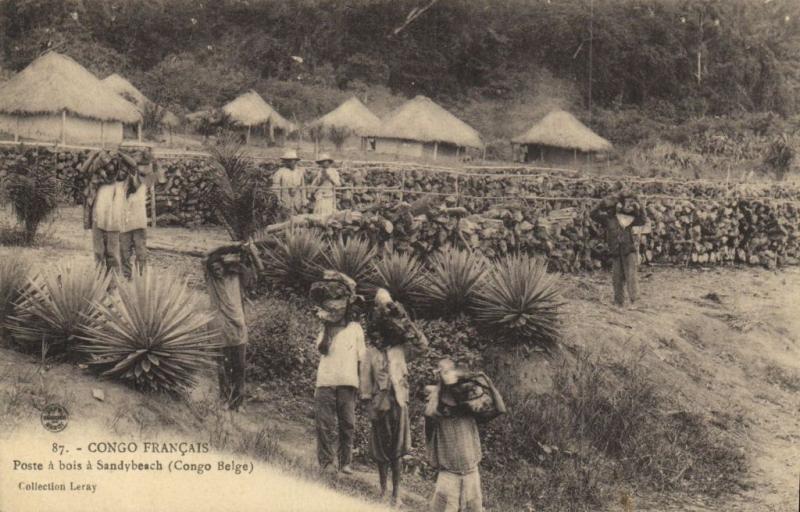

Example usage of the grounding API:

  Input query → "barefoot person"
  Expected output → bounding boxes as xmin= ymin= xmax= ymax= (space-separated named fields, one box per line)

xmin=360 ymin=289 xmax=428 ymax=505
xmin=120 ymin=154 xmax=165 ymax=278
xmin=87 ymin=171 xmax=127 ymax=274
xmin=204 ymin=241 xmax=260 ymax=411
xmin=310 ymin=153 xmax=341 ymax=216
xmin=271 ymin=149 xmax=307 ymax=215
xmin=590 ymin=192 xmax=647 ymax=306
xmin=309 ymin=271 xmax=367 ymax=475
xmin=425 ymin=359 xmax=506 ymax=512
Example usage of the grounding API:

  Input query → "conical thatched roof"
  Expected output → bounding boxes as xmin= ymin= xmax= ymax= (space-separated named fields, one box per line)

xmin=369 ymin=96 xmax=482 ymax=148
xmin=222 ymin=90 xmax=295 ymax=132
xmin=312 ymin=97 xmax=380 ymax=136
xmin=102 ymin=73 xmax=148 ymax=109
xmin=0 ymin=52 xmax=140 ymax=123
xmin=512 ymin=110 xmax=612 ymax=152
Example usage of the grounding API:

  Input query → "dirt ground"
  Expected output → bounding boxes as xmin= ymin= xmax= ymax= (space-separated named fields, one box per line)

xmin=1 ymin=206 xmax=799 ymax=511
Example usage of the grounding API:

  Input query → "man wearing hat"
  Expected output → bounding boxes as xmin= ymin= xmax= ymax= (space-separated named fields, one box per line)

xmin=590 ymin=191 xmax=648 ymax=306
xmin=309 ymin=271 xmax=367 ymax=475
xmin=310 ymin=153 xmax=341 ymax=216
xmin=271 ymin=149 xmax=307 ymax=215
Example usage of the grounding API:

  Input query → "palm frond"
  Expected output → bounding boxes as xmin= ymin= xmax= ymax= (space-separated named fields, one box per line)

xmin=321 ymin=236 xmax=376 ymax=291
xmin=0 ymin=251 xmax=31 ymax=328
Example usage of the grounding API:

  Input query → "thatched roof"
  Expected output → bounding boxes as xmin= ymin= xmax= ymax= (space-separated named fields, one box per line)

xmin=512 ymin=110 xmax=612 ymax=152
xmin=102 ymin=73 xmax=148 ymax=109
xmin=312 ymin=97 xmax=380 ymax=136
xmin=222 ymin=90 xmax=295 ymax=132
xmin=368 ymin=96 xmax=482 ymax=148
xmin=103 ymin=73 xmax=180 ymax=127
xmin=0 ymin=52 xmax=140 ymax=123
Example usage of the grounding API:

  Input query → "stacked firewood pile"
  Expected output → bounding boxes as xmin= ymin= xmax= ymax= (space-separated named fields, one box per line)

xmin=152 ymin=157 xmax=220 ymax=225
xmin=288 ymin=195 xmax=800 ymax=271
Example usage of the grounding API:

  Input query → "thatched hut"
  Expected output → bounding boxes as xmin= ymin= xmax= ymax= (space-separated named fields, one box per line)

xmin=222 ymin=90 xmax=295 ymax=144
xmin=511 ymin=110 xmax=612 ymax=165
xmin=0 ymin=52 xmax=141 ymax=145
xmin=311 ymin=97 xmax=380 ymax=150
xmin=102 ymin=73 xmax=180 ymax=138
xmin=367 ymin=96 xmax=482 ymax=160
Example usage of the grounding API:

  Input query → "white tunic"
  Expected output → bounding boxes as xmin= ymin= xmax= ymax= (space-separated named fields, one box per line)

xmin=315 ymin=322 xmax=366 ymax=388
xmin=93 ymin=182 xmax=126 ymax=232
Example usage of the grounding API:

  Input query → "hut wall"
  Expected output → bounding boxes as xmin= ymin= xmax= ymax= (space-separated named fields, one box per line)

xmin=522 ymin=144 xmax=590 ymax=165
xmin=422 ymin=141 xmax=460 ymax=159
xmin=374 ymin=137 xmax=423 ymax=157
xmin=0 ymin=114 xmax=123 ymax=144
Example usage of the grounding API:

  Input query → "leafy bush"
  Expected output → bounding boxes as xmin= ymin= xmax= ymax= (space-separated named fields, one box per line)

xmin=327 ymin=125 xmax=351 ymax=152
xmin=320 ymin=236 xmax=376 ymax=291
xmin=247 ymin=294 xmax=319 ymax=386
xmin=3 ymin=157 xmax=60 ymax=244
xmin=370 ymin=249 xmax=426 ymax=309
xmin=207 ymin=136 xmax=285 ymax=241
xmin=8 ymin=260 xmax=110 ymax=357
xmin=473 ymin=254 xmax=563 ymax=348
xmin=262 ymin=228 xmax=324 ymax=290
xmin=422 ymin=246 xmax=487 ymax=316
xmin=0 ymin=251 xmax=31 ymax=340
xmin=141 ymin=102 xmax=167 ymax=141
xmin=80 ymin=270 xmax=219 ymax=394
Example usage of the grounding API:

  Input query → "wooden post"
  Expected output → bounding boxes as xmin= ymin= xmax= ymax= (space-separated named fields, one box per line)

xmin=456 ymin=146 xmax=460 ymax=159
xmin=150 ymin=184 xmax=157 ymax=228
xmin=433 ymin=141 xmax=438 ymax=160
xmin=100 ymin=121 xmax=105 ymax=149
xmin=540 ymin=146 xmax=544 ymax=161
xmin=137 ymin=122 xmax=143 ymax=142
xmin=482 ymin=145 xmax=487 ymax=162
xmin=455 ymin=173 xmax=460 ymax=207
xmin=246 ymin=125 xmax=251 ymax=145
xmin=400 ymin=167 xmax=407 ymax=203
xmin=61 ymin=110 xmax=66 ymax=145
xmin=573 ymin=148 xmax=577 ymax=165
xmin=14 ymin=117 xmax=19 ymax=143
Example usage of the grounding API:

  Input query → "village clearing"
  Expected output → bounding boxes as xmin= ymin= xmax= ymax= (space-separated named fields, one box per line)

xmin=1 ymin=206 xmax=798 ymax=512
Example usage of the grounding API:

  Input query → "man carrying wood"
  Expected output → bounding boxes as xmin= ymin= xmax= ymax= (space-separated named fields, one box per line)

xmin=590 ymin=192 xmax=648 ymax=306
xmin=120 ymin=152 xmax=165 ymax=278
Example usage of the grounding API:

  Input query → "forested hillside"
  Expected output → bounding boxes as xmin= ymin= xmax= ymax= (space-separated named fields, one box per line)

xmin=1 ymin=0 xmax=799 ymax=151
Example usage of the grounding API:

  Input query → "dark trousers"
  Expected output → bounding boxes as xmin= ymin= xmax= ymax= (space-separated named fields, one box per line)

xmin=612 ymin=252 xmax=639 ymax=305
xmin=92 ymin=227 xmax=121 ymax=273
xmin=315 ymin=386 xmax=356 ymax=468
xmin=218 ymin=344 xmax=247 ymax=410
xmin=120 ymin=229 xmax=147 ymax=278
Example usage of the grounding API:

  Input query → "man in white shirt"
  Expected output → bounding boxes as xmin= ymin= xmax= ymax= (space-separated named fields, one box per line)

xmin=92 ymin=178 xmax=126 ymax=273
xmin=120 ymin=157 xmax=164 ymax=278
xmin=309 ymin=271 xmax=367 ymax=475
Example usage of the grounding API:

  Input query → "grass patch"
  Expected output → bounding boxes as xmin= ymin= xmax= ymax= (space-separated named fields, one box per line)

xmin=481 ymin=351 xmax=748 ymax=511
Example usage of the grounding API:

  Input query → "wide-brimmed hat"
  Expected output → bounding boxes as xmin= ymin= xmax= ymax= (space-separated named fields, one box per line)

xmin=280 ymin=149 xmax=300 ymax=160
xmin=316 ymin=152 xmax=334 ymax=164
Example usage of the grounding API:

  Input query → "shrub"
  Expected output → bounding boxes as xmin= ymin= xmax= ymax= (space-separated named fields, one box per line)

xmin=473 ymin=254 xmax=563 ymax=348
xmin=3 ymin=155 xmax=60 ymax=244
xmin=247 ymin=294 xmax=319 ymax=386
xmin=320 ymin=236 xmax=376 ymax=291
xmin=207 ymin=136 xmax=285 ymax=241
xmin=370 ymin=249 xmax=426 ymax=309
xmin=262 ymin=228 xmax=324 ymax=290
xmin=142 ymin=102 xmax=167 ymax=141
xmin=422 ymin=246 xmax=487 ymax=316
xmin=0 ymin=251 xmax=31 ymax=340
xmin=79 ymin=270 xmax=219 ymax=394
xmin=327 ymin=125 xmax=351 ymax=152
xmin=8 ymin=260 xmax=110 ymax=358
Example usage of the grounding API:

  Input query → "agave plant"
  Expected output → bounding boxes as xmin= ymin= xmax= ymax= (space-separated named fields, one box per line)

xmin=263 ymin=228 xmax=324 ymax=289
xmin=370 ymin=249 xmax=426 ymax=308
xmin=0 ymin=251 xmax=31 ymax=337
xmin=422 ymin=245 xmax=487 ymax=316
xmin=8 ymin=259 xmax=110 ymax=356
xmin=473 ymin=254 xmax=563 ymax=348
xmin=79 ymin=270 xmax=219 ymax=394
xmin=321 ymin=236 xmax=376 ymax=290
